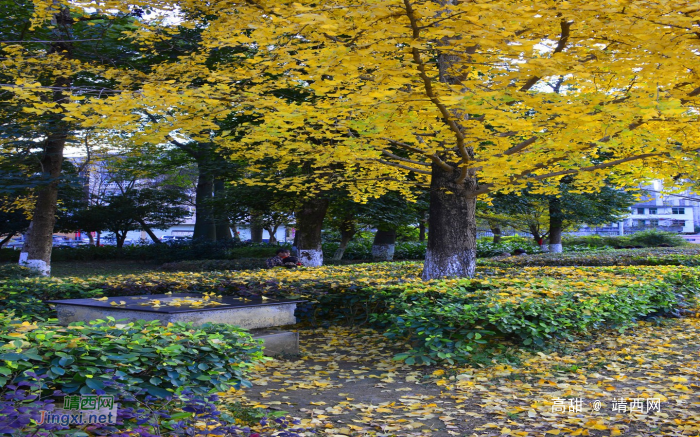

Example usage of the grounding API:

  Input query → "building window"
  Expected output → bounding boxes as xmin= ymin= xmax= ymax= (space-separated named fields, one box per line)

xmin=636 ymin=208 xmax=645 ymax=214
xmin=671 ymin=220 xmax=686 ymax=226
xmin=648 ymin=208 xmax=657 ymax=214
xmin=672 ymin=207 xmax=685 ymax=215
xmin=649 ymin=219 xmax=659 ymax=226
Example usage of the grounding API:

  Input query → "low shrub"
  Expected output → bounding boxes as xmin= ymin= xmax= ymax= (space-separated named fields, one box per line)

xmin=485 ymin=247 xmax=700 ymax=267
xmin=379 ymin=269 xmax=685 ymax=365
xmin=0 ymin=264 xmax=41 ymax=280
xmin=563 ymin=230 xmax=688 ymax=248
xmin=49 ymin=241 xmax=288 ymax=263
xmin=161 ymin=258 xmax=267 ymax=272
xmin=0 ymin=316 xmax=264 ymax=398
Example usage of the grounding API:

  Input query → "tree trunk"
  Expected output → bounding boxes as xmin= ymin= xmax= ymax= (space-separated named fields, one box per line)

xmin=548 ymin=197 xmax=564 ymax=253
xmin=193 ymin=161 xmax=216 ymax=241
xmin=250 ymin=211 xmax=264 ymax=243
xmin=418 ymin=220 xmax=426 ymax=242
xmin=332 ymin=220 xmax=356 ymax=261
xmin=422 ymin=165 xmax=478 ymax=280
xmin=0 ymin=233 xmax=15 ymax=248
xmin=116 ymin=231 xmax=127 ymax=249
xmin=88 ymin=232 xmax=94 ymax=246
xmin=230 ymin=223 xmax=240 ymax=242
xmin=19 ymin=122 xmax=67 ymax=276
xmin=372 ymin=229 xmax=396 ymax=261
xmin=265 ymin=226 xmax=279 ymax=244
xmin=295 ymin=197 xmax=329 ymax=267
xmin=489 ymin=221 xmax=502 ymax=243
xmin=137 ymin=219 xmax=162 ymax=244
xmin=214 ymin=179 xmax=233 ymax=241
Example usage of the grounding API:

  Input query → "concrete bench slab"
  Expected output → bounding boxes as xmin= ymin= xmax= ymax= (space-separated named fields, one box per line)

xmin=47 ymin=293 xmax=305 ymax=355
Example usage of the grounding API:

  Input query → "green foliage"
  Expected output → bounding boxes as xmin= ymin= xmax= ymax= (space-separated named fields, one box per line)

xmin=381 ymin=273 xmax=683 ymax=365
xmin=0 ymin=264 xmax=39 ymax=280
xmin=563 ymin=230 xmax=688 ymax=248
xmin=486 ymin=247 xmax=700 ymax=267
xmin=161 ymin=259 xmax=267 ymax=272
xmin=0 ymin=316 xmax=264 ymax=398
xmin=48 ymin=241 xmax=286 ymax=263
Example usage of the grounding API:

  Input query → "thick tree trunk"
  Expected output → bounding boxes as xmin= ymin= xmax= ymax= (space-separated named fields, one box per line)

xmin=193 ymin=162 xmax=216 ymax=241
xmin=332 ymin=220 xmax=356 ymax=261
xmin=250 ymin=211 xmax=264 ymax=243
xmin=372 ymin=229 xmax=396 ymax=261
xmin=295 ymin=197 xmax=329 ymax=267
xmin=548 ymin=197 xmax=564 ymax=253
xmin=137 ymin=219 xmax=162 ymax=244
xmin=422 ymin=165 xmax=478 ymax=280
xmin=88 ymin=232 xmax=94 ymax=246
xmin=19 ymin=131 xmax=67 ymax=276
xmin=0 ymin=233 xmax=15 ymax=248
xmin=214 ymin=179 xmax=232 ymax=241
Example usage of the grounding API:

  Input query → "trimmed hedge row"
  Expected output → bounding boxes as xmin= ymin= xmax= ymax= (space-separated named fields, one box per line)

xmin=2 ymin=263 xmax=699 ymax=366
xmin=486 ymin=247 xmax=700 ymax=267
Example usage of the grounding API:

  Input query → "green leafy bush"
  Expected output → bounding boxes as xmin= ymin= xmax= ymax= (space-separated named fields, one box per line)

xmin=485 ymin=247 xmax=700 ymax=267
xmin=0 ymin=316 xmax=264 ymax=398
xmin=161 ymin=259 xmax=267 ymax=272
xmin=0 ymin=264 xmax=40 ymax=280
xmin=378 ymin=271 xmax=684 ymax=365
xmin=563 ymin=230 xmax=688 ymax=248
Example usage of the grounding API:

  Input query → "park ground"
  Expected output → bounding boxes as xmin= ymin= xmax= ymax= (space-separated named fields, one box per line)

xmin=3 ymin=252 xmax=700 ymax=437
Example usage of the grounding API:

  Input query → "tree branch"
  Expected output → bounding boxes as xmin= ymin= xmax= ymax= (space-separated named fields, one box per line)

xmin=402 ymin=0 xmax=470 ymax=166
xmin=375 ymin=159 xmax=432 ymax=175
xmin=501 ymin=136 xmax=538 ymax=156
xmin=381 ymin=150 xmax=431 ymax=167
xmin=530 ymin=153 xmax=662 ymax=181
xmin=518 ymin=19 xmax=573 ymax=93
xmin=382 ymin=137 xmax=455 ymax=173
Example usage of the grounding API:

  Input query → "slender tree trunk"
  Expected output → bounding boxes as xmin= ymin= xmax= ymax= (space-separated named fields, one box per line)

xmin=250 ymin=211 xmax=264 ymax=243
xmin=137 ymin=219 xmax=162 ymax=244
xmin=193 ymin=161 xmax=216 ymax=241
xmin=96 ymin=231 xmax=101 ymax=247
xmin=548 ymin=197 xmax=564 ymax=253
xmin=214 ymin=179 xmax=232 ymax=241
xmin=265 ymin=226 xmax=279 ymax=244
xmin=489 ymin=221 xmax=502 ymax=243
xmin=418 ymin=220 xmax=426 ymax=242
xmin=117 ymin=232 xmax=127 ymax=249
xmin=88 ymin=232 xmax=94 ymax=246
xmin=372 ymin=229 xmax=397 ymax=261
xmin=230 ymin=224 xmax=240 ymax=242
xmin=332 ymin=220 xmax=356 ymax=261
xmin=295 ymin=197 xmax=329 ymax=267
xmin=19 ymin=120 xmax=68 ymax=276
xmin=422 ymin=165 xmax=478 ymax=280
xmin=0 ymin=233 xmax=15 ymax=248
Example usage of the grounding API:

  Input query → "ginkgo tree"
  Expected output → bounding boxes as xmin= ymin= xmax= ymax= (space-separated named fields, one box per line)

xmin=7 ymin=0 xmax=700 ymax=278
xmin=147 ymin=0 xmax=698 ymax=279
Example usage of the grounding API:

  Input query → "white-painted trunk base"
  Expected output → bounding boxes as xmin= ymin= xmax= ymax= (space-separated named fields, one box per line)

xmin=371 ymin=244 xmax=395 ymax=261
xmin=19 ymin=252 xmax=50 ymax=276
xmin=548 ymin=244 xmax=563 ymax=253
xmin=298 ymin=249 xmax=323 ymax=267
xmin=421 ymin=249 xmax=476 ymax=280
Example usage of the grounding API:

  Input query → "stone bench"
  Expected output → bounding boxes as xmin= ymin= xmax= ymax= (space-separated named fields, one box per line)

xmin=47 ymin=293 xmax=305 ymax=355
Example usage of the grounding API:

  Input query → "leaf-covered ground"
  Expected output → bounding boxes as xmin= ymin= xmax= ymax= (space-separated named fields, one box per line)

xmin=222 ymin=317 xmax=700 ymax=436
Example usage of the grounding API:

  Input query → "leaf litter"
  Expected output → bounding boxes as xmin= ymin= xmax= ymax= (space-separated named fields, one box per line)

xmin=219 ymin=318 xmax=700 ymax=436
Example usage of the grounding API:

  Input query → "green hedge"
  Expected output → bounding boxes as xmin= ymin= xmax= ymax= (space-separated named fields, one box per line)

xmin=563 ymin=229 xmax=688 ymax=248
xmin=0 ymin=315 xmax=264 ymax=397
xmin=485 ymin=247 xmax=700 ymax=267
